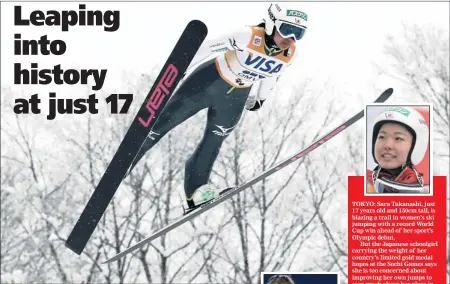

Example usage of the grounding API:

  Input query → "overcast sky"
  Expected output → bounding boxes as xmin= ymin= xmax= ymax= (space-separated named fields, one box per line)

xmin=1 ymin=2 xmax=449 ymax=112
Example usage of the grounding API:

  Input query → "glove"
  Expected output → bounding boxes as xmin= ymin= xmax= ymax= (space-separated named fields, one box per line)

xmin=247 ymin=99 xmax=265 ymax=111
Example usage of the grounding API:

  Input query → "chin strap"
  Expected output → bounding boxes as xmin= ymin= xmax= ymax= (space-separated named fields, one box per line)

xmin=410 ymin=165 xmax=424 ymax=188
xmin=263 ymin=31 xmax=282 ymax=56
xmin=372 ymin=166 xmax=381 ymax=186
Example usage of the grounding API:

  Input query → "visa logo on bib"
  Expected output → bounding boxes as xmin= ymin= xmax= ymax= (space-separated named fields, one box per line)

xmin=244 ymin=54 xmax=283 ymax=74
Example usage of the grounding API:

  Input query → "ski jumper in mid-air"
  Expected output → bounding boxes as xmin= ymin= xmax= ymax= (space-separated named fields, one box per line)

xmin=128 ymin=3 xmax=308 ymax=209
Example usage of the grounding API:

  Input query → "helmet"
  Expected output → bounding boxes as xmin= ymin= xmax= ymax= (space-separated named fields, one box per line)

xmin=372 ymin=106 xmax=429 ymax=166
xmin=265 ymin=3 xmax=308 ymax=41
xmin=267 ymin=274 xmax=295 ymax=284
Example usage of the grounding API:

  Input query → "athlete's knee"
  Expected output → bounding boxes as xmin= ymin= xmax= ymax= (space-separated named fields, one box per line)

xmin=210 ymin=123 xmax=238 ymax=139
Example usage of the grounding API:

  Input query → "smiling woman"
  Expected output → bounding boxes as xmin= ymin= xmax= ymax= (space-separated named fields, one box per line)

xmin=366 ymin=105 xmax=431 ymax=194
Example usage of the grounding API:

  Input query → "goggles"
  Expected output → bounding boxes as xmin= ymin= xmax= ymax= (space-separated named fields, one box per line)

xmin=372 ymin=167 xmax=427 ymax=194
xmin=276 ymin=21 xmax=306 ymax=41
xmin=374 ymin=177 xmax=429 ymax=194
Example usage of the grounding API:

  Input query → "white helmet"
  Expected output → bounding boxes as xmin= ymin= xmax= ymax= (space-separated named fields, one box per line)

xmin=265 ymin=3 xmax=308 ymax=41
xmin=372 ymin=106 xmax=429 ymax=165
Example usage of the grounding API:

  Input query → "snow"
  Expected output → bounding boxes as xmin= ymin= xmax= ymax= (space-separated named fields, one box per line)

xmin=1 ymin=270 xmax=26 ymax=283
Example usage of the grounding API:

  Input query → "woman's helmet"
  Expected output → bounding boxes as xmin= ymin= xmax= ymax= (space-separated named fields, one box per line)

xmin=264 ymin=2 xmax=308 ymax=41
xmin=371 ymin=106 xmax=429 ymax=166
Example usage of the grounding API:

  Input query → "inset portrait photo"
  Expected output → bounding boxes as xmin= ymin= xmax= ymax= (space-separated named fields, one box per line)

xmin=365 ymin=104 xmax=432 ymax=194
xmin=261 ymin=272 xmax=339 ymax=284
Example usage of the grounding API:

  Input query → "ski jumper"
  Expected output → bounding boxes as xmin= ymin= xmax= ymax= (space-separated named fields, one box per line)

xmin=129 ymin=25 xmax=298 ymax=200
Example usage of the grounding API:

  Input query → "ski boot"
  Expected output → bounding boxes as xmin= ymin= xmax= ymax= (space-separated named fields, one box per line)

xmin=182 ymin=185 xmax=234 ymax=215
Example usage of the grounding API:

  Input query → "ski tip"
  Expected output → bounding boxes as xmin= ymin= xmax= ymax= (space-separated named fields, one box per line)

xmin=187 ymin=19 xmax=208 ymax=35
xmin=384 ymin=88 xmax=394 ymax=95
xmin=375 ymin=88 xmax=394 ymax=103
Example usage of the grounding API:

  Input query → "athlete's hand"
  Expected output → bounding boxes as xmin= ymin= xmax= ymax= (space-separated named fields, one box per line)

xmin=248 ymin=100 xmax=265 ymax=111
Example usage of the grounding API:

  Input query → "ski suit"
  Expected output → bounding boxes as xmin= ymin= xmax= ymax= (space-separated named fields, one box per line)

xmin=129 ymin=25 xmax=298 ymax=200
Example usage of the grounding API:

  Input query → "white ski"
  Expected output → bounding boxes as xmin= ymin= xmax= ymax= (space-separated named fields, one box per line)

xmin=103 ymin=88 xmax=394 ymax=264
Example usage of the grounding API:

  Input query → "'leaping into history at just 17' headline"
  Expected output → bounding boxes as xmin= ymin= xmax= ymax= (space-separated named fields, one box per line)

xmin=11 ymin=4 xmax=126 ymax=120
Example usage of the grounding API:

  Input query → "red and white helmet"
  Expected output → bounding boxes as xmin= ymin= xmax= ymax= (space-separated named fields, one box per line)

xmin=372 ymin=106 xmax=429 ymax=165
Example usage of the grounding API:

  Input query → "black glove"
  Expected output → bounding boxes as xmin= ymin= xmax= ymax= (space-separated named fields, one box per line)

xmin=248 ymin=99 xmax=265 ymax=111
